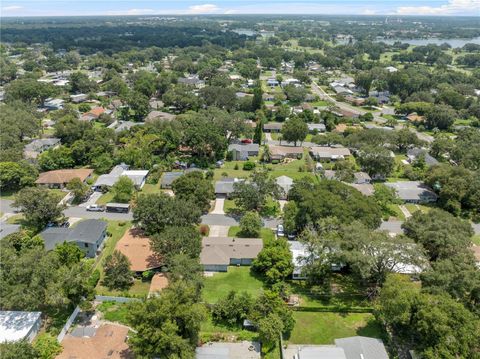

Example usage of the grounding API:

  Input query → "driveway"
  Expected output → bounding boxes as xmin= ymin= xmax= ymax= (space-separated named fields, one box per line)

xmin=78 ymin=192 xmax=103 ymax=207
xmin=209 ymin=225 xmax=230 ymax=237
xmin=211 ymin=197 xmax=225 ymax=214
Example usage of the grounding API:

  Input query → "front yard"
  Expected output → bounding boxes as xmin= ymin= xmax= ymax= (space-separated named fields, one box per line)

xmin=202 ymin=266 xmax=264 ymax=304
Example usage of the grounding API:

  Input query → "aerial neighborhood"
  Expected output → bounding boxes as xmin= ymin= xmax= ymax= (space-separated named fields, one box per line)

xmin=0 ymin=11 xmax=479 ymax=359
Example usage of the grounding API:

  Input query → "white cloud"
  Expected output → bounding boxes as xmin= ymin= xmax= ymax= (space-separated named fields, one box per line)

xmin=187 ymin=4 xmax=220 ymax=14
xmin=395 ymin=0 xmax=480 ymax=15
xmin=106 ymin=8 xmax=156 ymax=16
xmin=2 ymin=5 xmax=23 ymax=11
xmin=362 ymin=9 xmax=377 ymax=15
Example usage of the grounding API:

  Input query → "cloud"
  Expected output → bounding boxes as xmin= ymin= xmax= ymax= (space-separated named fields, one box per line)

xmin=362 ymin=9 xmax=377 ymax=15
xmin=2 ymin=5 xmax=23 ymax=11
xmin=105 ymin=8 xmax=157 ymax=15
xmin=395 ymin=0 xmax=480 ymax=15
xmin=187 ymin=4 xmax=220 ymax=14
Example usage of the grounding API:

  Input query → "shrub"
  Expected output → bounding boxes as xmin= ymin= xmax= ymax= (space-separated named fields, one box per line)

xmin=240 ymin=211 xmax=262 ymax=237
xmin=271 ymin=160 xmax=279 ymax=164
xmin=88 ymin=269 xmax=101 ymax=288
xmin=243 ymin=161 xmax=256 ymax=171
xmin=142 ymin=270 xmax=154 ymax=280
xmin=226 ymin=151 xmax=233 ymax=161
xmin=199 ymin=224 xmax=209 ymax=236
xmin=118 ymin=221 xmax=126 ymax=227
xmin=234 ymin=164 xmax=239 ymax=170
xmin=33 ymin=333 xmax=62 ymax=359
xmin=205 ymin=169 xmax=214 ymax=179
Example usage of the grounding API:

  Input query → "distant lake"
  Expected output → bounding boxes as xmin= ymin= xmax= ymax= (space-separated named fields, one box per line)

xmin=377 ymin=37 xmax=480 ymax=48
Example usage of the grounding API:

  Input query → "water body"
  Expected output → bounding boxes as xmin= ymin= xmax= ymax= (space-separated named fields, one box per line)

xmin=378 ymin=37 xmax=480 ymax=48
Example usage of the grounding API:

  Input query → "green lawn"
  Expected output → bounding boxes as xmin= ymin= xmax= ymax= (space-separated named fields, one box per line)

xmin=472 ymin=235 xmax=480 ymax=246
xmin=311 ymin=100 xmax=329 ymax=107
xmin=202 ymin=267 xmax=264 ymax=304
xmin=96 ymin=278 xmax=151 ymax=298
xmin=96 ymin=191 xmax=115 ymax=205
xmin=97 ymin=301 xmax=130 ymax=325
xmin=228 ymin=226 xmax=275 ymax=242
xmin=387 ymin=204 xmax=405 ymax=221
xmin=140 ymin=183 xmax=161 ymax=195
xmin=94 ymin=220 xmax=131 ymax=272
xmin=288 ymin=311 xmax=383 ymax=344
xmin=223 ymin=199 xmax=238 ymax=213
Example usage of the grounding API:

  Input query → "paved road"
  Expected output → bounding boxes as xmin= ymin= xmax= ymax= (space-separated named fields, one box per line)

xmin=65 ymin=206 xmax=133 ymax=220
xmin=379 ymin=220 xmax=404 ymax=235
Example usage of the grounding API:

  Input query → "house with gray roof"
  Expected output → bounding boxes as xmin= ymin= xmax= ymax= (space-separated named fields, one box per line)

xmin=160 ymin=171 xmax=184 ymax=189
xmin=93 ymin=164 xmax=148 ymax=191
xmin=228 ymin=143 xmax=259 ymax=161
xmin=263 ymin=123 xmax=283 ymax=133
xmin=407 ymin=148 xmax=439 ymax=167
xmin=178 ymin=75 xmax=205 ymax=88
xmin=114 ymin=120 xmax=144 ymax=133
xmin=200 ymin=237 xmax=263 ymax=272
xmin=276 ymin=175 xmax=293 ymax=200
xmin=196 ymin=341 xmax=260 ymax=359
xmin=0 ymin=311 xmax=42 ymax=343
xmin=310 ymin=146 xmax=351 ymax=161
xmin=307 ymin=123 xmax=326 ymax=133
xmin=39 ymin=219 xmax=107 ymax=258
xmin=385 ymin=181 xmax=437 ymax=204
xmin=215 ymin=178 xmax=244 ymax=198
xmin=285 ymin=336 xmax=388 ymax=359
xmin=24 ymin=138 xmax=60 ymax=159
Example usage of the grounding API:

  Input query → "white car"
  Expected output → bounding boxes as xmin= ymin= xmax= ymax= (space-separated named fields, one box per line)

xmin=86 ymin=204 xmax=105 ymax=212
xmin=277 ymin=224 xmax=285 ymax=237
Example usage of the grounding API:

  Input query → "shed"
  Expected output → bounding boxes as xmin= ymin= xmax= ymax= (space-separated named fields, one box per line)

xmin=0 ymin=311 xmax=42 ymax=343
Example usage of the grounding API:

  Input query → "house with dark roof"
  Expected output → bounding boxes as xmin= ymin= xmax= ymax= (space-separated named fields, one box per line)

xmin=200 ymin=237 xmax=263 ymax=272
xmin=263 ymin=123 xmax=283 ymax=133
xmin=215 ymin=178 xmax=244 ymax=198
xmin=160 ymin=171 xmax=184 ymax=189
xmin=407 ymin=148 xmax=439 ymax=167
xmin=39 ymin=219 xmax=107 ymax=258
xmin=228 ymin=143 xmax=259 ymax=161
xmin=24 ymin=138 xmax=60 ymax=159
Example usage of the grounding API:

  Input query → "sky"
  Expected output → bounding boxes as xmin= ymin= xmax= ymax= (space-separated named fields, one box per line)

xmin=1 ymin=0 xmax=479 ymax=17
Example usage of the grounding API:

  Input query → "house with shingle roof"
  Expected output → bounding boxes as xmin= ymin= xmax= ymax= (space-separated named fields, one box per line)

xmin=24 ymin=138 xmax=60 ymax=159
xmin=310 ymin=146 xmax=351 ymax=161
xmin=228 ymin=143 xmax=259 ymax=161
xmin=36 ymin=168 xmax=93 ymax=188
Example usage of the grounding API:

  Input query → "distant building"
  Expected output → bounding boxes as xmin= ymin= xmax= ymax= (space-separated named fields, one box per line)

xmin=263 ymin=123 xmax=283 ymax=133
xmin=70 ymin=94 xmax=88 ymax=103
xmin=200 ymin=237 xmax=263 ymax=272
xmin=178 ymin=75 xmax=205 ymax=88
xmin=160 ymin=171 xmax=184 ymax=189
xmin=80 ymin=107 xmax=106 ymax=121
xmin=407 ymin=148 xmax=439 ymax=167
xmin=0 ymin=311 xmax=42 ymax=343
xmin=39 ymin=219 xmax=107 ymax=258
xmin=24 ymin=138 xmax=60 ymax=159
xmin=268 ymin=145 xmax=304 ymax=161
xmin=43 ymin=98 xmax=64 ymax=110
xmin=145 ymin=110 xmax=176 ymax=122
xmin=309 ymin=146 xmax=351 ymax=161
xmin=307 ymin=123 xmax=326 ymax=133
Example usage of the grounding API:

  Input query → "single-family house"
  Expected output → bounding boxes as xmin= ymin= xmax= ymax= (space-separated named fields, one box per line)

xmin=43 ymin=98 xmax=64 ymax=110
xmin=70 ymin=93 xmax=88 ymax=103
xmin=93 ymin=164 xmax=149 ymax=191
xmin=160 ymin=171 xmax=184 ymax=189
xmin=115 ymin=228 xmax=162 ymax=273
xmin=263 ymin=93 xmax=275 ymax=101
xmin=407 ymin=148 xmax=439 ymax=167
xmin=145 ymin=110 xmax=176 ymax=122
xmin=35 ymin=168 xmax=93 ymax=188
xmin=310 ymin=146 xmax=351 ymax=161
xmin=200 ymin=237 xmax=263 ymax=272
xmin=285 ymin=336 xmax=389 ymax=359
xmin=368 ymin=90 xmax=390 ymax=104
xmin=276 ymin=175 xmax=293 ymax=200
xmin=347 ymin=183 xmax=375 ymax=196
xmin=267 ymin=78 xmax=279 ymax=87
xmin=385 ymin=181 xmax=438 ymax=204
xmin=39 ymin=219 xmax=107 ymax=258
xmin=24 ymin=138 xmax=60 ymax=159
xmin=353 ymin=172 xmax=371 ymax=184
xmin=290 ymin=241 xmax=308 ymax=280
xmin=80 ymin=107 xmax=106 ymax=121
xmin=268 ymin=145 xmax=304 ymax=161
xmin=196 ymin=341 xmax=260 ymax=359
xmin=0 ymin=311 xmax=42 ymax=343
xmin=228 ymin=143 xmax=259 ymax=161
xmin=307 ymin=123 xmax=326 ymax=133
xmin=215 ymin=178 xmax=244 ymax=198
xmin=333 ymin=86 xmax=353 ymax=95
xmin=263 ymin=123 xmax=283 ymax=133
xmin=113 ymin=120 xmax=144 ymax=133
xmin=178 ymin=75 xmax=205 ymax=88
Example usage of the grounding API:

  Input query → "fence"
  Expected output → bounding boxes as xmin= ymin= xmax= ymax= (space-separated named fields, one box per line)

xmin=95 ymin=295 xmax=141 ymax=303
xmin=56 ymin=305 xmax=81 ymax=343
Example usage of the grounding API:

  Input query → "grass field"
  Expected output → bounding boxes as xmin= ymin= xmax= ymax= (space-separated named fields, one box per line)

xmin=97 ymin=301 xmax=130 ymax=325
xmin=288 ymin=311 xmax=383 ymax=344
xmin=472 ymin=235 xmax=480 ymax=246
xmin=96 ymin=278 xmax=151 ymax=298
xmin=202 ymin=267 xmax=264 ymax=304
xmin=228 ymin=226 xmax=275 ymax=242
xmin=96 ymin=191 xmax=115 ymax=205
xmin=387 ymin=204 xmax=406 ymax=221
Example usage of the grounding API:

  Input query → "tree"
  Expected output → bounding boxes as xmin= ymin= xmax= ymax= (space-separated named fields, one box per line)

xmin=402 ymin=209 xmax=474 ymax=261
xmin=38 ymin=147 xmax=75 ymax=171
xmin=252 ymin=238 xmax=294 ymax=285
xmin=0 ymin=161 xmax=38 ymax=191
xmin=127 ymin=281 xmax=206 ymax=358
xmin=249 ymin=291 xmax=295 ymax=336
xmin=239 ymin=211 xmax=262 ymax=237
xmin=258 ymin=314 xmax=283 ymax=345
xmin=373 ymin=183 xmax=401 ymax=218
xmin=91 ymin=153 xmax=114 ymax=174
xmin=232 ymin=170 xmax=279 ymax=211
xmin=70 ymin=72 xmax=97 ymax=93
xmin=111 ymin=176 xmax=135 ymax=203
xmin=171 ymin=171 xmax=214 ymax=212
xmin=394 ymin=128 xmax=420 ymax=153
xmin=102 ymin=250 xmax=133 ymax=290
xmin=357 ymin=146 xmax=394 ymax=179
xmin=355 ymin=71 xmax=373 ymax=95
xmin=252 ymin=85 xmax=263 ymax=111
xmin=12 ymin=187 xmax=65 ymax=230
xmin=199 ymin=86 xmax=236 ymax=110
xmin=425 ymin=104 xmax=456 ymax=130
xmin=5 ymin=78 xmax=57 ymax=105
xmin=283 ymin=84 xmax=307 ymax=104
xmin=0 ymin=341 xmax=39 ymax=359
xmin=127 ymin=91 xmax=149 ymax=121
xmin=150 ymin=225 xmax=201 ymax=264
xmin=281 ymin=117 xmax=308 ymax=146
xmin=133 ymin=193 xmax=201 ymax=235
xmin=162 ymin=85 xmax=201 ymax=113
xmin=212 ymin=291 xmax=254 ymax=326
xmin=66 ymin=177 xmax=89 ymax=202
xmin=253 ymin=121 xmax=263 ymax=144
xmin=54 ymin=242 xmax=85 ymax=266
xmin=282 ymin=201 xmax=298 ymax=235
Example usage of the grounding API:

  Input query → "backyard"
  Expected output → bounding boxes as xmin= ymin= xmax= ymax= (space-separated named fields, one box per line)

xmin=202 ymin=266 xmax=264 ymax=304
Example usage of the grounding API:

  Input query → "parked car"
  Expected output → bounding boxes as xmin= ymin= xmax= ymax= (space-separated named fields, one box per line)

xmin=46 ymin=220 xmax=70 ymax=228
xmin=241 ymin=138 xmax=253 ymax=144
xmin=277 ymin=224 xmax=285 ymax=237
xmin=86 ymin=204 xmax=105 ymax=212
xmin=287 ymin=232 xmax=297 ymax=240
